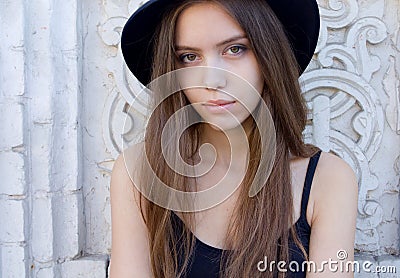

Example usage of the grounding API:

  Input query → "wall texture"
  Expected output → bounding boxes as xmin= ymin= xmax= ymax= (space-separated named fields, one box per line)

xmin=0 ymin=0 xmax=399 ymax=277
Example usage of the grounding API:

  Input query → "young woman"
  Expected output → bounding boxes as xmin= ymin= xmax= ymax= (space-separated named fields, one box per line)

xmin=109 ymin=0 xmax=358 ymax=277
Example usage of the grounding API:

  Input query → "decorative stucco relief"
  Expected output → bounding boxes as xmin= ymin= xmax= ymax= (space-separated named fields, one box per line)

xmin=302 ymin=0 xmax=395 ymax=254
xmin=98 ymin=1 xmax=149 ymax=156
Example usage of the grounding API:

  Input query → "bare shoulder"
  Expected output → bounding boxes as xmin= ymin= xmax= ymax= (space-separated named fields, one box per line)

xmin=306 ymin=152 xmax=359 ymax=275
xmin=114 ymin=142 xmax=145 ymax=180
xmin=313 ymin=151 xmax=358 ymax=201
xmin=110 ymin=141 xmax=148 ymax=227
xmin=110 ymin=143 xmax=144 ymax=208
xmin=109 ymin=141 xmax=152 ymax=278
xmin=315 ymin=151 xmax=357 ymax=182
xmin=310 ymin=150 xmax=359 ymax=225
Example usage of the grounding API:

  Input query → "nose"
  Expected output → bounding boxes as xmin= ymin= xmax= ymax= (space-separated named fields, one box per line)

xmin=202 ymin=66 xmax=227 ymax=91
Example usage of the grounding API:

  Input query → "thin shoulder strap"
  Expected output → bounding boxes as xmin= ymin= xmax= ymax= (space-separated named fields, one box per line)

xmin=300 ymin=150 xmax=322 ymax=215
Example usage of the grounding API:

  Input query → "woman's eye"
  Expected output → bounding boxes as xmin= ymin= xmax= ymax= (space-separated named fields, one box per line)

xmin=225 ymin=45 xmax=246 ymax=55
xmin=180 ymin=53 xmax=198 ymax=63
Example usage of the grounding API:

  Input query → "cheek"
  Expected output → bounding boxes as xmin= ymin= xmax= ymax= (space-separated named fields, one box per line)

xmin=182 ymin=89 xmax=200 ymax=104
xmin=234 ymin=59 xmax=264 ymax=94
xmin=250 ymin=64 xmax=264 ymax=94
xmin=251 ymin=73 xmax=264 ymax=95
xmin=234 ymin=64 xmax=264 ymax=113
xmin=249 ymin=54 xmax=263 ymax=90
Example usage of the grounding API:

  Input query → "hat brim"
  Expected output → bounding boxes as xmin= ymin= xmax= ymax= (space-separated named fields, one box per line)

xmin=121 ymin=0 xmax=320 ymax=85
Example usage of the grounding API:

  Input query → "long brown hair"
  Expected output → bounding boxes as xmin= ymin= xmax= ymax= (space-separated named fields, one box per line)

xmin=133 ymin=0 xmax=320 ymax=277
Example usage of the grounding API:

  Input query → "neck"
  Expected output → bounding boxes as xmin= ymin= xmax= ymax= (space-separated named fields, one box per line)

xmin=198 ymin=117 xmax=253 ymax=168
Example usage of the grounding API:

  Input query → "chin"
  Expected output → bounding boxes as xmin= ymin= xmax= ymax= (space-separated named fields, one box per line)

xmin=205 ymin=121 xmax=246 ymax=133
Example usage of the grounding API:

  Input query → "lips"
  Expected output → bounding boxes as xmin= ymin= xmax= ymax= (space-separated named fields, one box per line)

xmin=204 ymin=99 xmax=236 ymax=106
xmin=202 ymin=99 xmax=236 ymax=114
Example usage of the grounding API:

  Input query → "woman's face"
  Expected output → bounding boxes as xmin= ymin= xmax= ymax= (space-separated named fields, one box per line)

xmin=174 ymin=2 xmax=264 ymax=131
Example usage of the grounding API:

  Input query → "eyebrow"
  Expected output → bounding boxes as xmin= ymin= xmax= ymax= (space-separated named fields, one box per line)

xmin=175 ymin=34 xmax=248 ymax=51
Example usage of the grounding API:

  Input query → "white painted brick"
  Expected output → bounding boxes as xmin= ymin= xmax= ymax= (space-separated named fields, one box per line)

xmin=30 ymin=126 xmax=51 ymax=192
xmin=0 ymin=0 xmax=24 ymax=98
xmin=49 ymin=0 xmax=80 ymax=194
xmin=0 ymin=103 xmax=24 ymax=149
xmin=25 ymin=0 xmax=54 ymax=125
xmin=51 ymin=130 xmax=80 ymax=192
xmin=35 ymin=266 xmax=55 ymax=278
xmin=1 ymin=245 xmax=26 ymax=278
xmin=85 ymin=184 xmax=111 ymax=254
xmin=32 ymin=196 xmax=53 ymax=263
xmin=60 ymin=256 xmax=108 ymax=278
xmin=53 ymin=193 xmax=84 ymax=260
xmin=0 ymin=200 xmax=25 ymax=242
xmin=0 ymin=152 xmax=25 ymax=195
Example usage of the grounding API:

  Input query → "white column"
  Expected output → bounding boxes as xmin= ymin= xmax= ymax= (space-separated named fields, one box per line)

xmin=23 ymin=0 xmax=87 ymax=276
xmin=1 ymin=0 xmax=107 ymax=276
xmin=0 ymin=0 xmax=27 ymax=277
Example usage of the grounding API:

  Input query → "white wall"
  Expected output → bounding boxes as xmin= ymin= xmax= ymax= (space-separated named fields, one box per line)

xmin=0 ymin=0 xmax=399 ymax=276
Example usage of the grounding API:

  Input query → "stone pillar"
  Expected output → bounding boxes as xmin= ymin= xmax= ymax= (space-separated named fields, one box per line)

xmin=0 ymin=0 xmax=108 ymax=276
xmin=0 ymin=0 xmax=28 ymax=276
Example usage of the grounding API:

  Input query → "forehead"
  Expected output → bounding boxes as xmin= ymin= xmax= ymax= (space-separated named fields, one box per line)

xmin=175 ymin=3 xmax=246 ymax=46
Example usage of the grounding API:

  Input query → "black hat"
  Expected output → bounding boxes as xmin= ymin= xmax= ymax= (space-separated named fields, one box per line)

xmin=121 ymin=0 xmax=320 ymax=85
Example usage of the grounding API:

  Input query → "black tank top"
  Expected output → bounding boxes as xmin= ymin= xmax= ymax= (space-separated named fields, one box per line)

xmin=171 ymin=150 xmax=322 ymax=278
